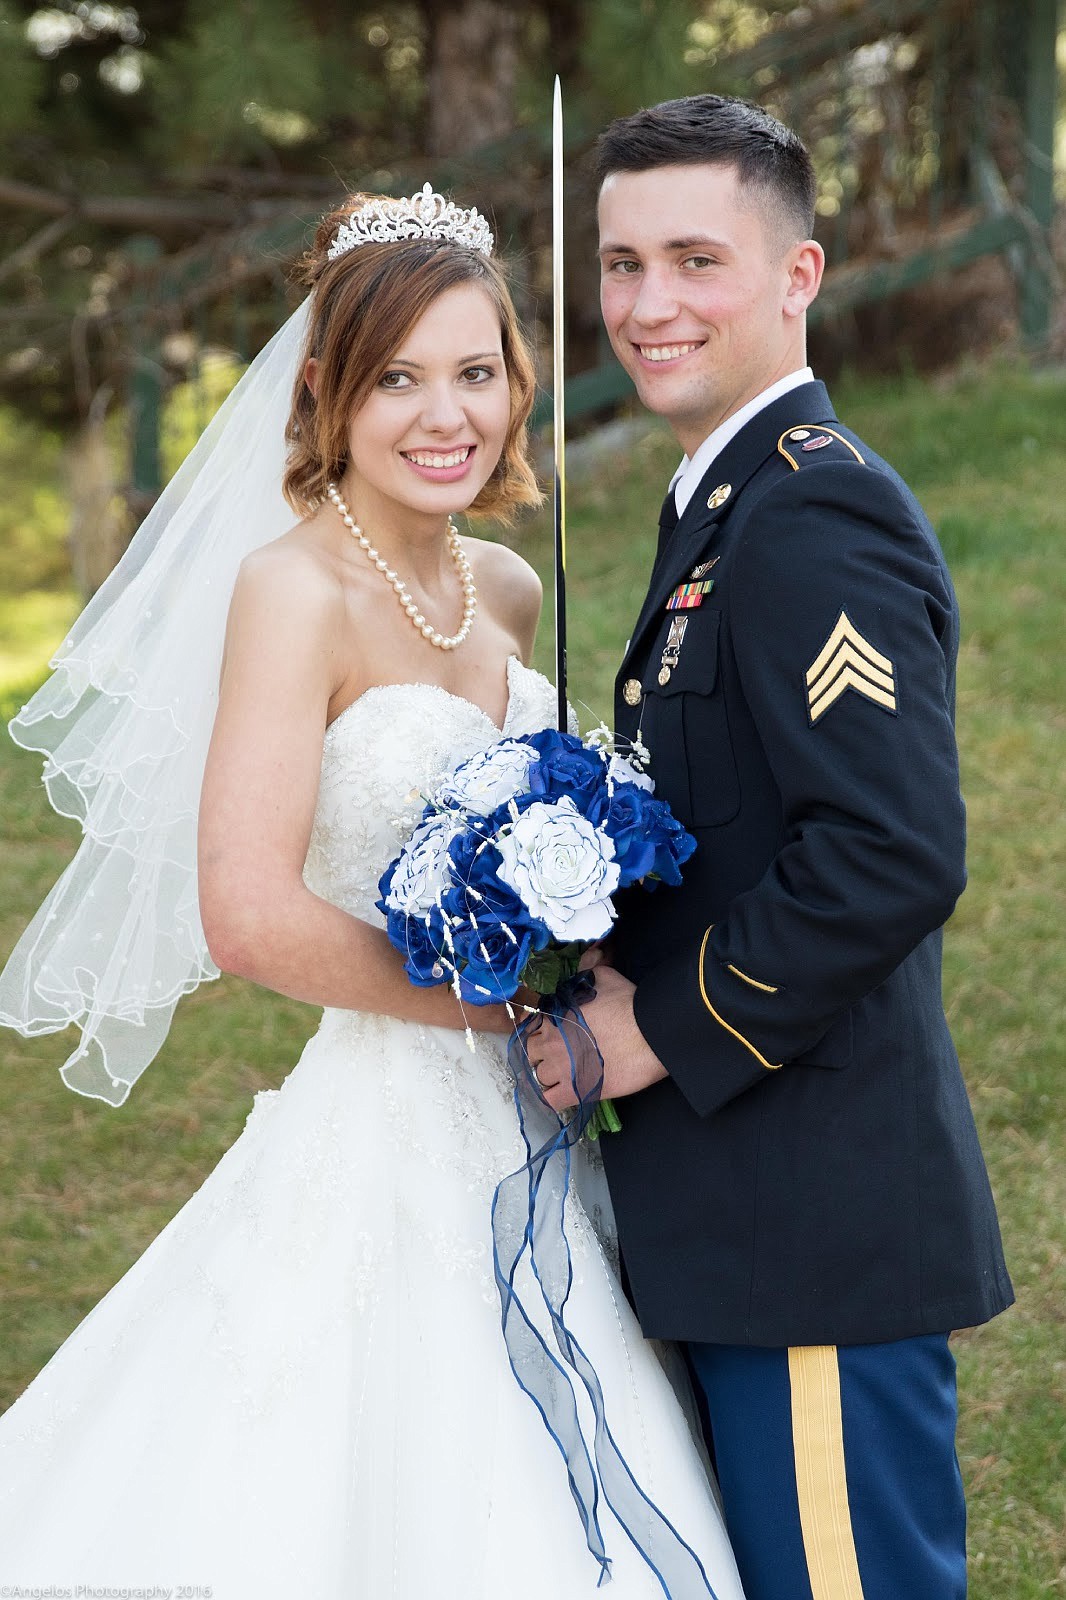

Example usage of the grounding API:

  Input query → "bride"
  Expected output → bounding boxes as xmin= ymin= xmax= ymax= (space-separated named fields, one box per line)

xmin=0 ymin=186 xmax=744 ymax=1600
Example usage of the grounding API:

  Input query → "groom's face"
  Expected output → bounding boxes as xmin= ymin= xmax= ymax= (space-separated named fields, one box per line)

xmin=598 ymin=162 xmax=804 ymax=456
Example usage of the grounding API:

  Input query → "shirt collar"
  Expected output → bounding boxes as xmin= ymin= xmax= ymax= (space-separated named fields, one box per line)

xmin=669 ymin=367 xmax=815 ymax=516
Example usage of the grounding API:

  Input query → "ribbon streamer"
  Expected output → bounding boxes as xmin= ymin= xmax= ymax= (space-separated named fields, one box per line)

xmin=491 ymin=973 xmax=720 ymax=1597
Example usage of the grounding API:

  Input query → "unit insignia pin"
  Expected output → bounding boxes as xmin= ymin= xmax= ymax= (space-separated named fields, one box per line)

xmin=706 ymin=483 xmax=732 ymax=511
xmin=622 ymin=677 xmax=642 ymax=707
xmin=658 ymin=615 xmax=688 ymax=685
xmin=802 ymin=434 xmax=833 ymax=451
xmin=788 ymin=428 xmax=811 ymax=441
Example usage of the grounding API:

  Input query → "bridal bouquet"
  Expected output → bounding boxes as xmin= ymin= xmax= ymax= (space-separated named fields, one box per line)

xmin=377 ymin=725 xmax=695 ymax=1137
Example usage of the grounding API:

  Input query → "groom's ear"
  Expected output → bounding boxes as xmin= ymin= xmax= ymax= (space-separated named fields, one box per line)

xmin=783 ymin=239 xmax=825 ymax=320
xmin=304 ymin=357 xmax=320 ymax=398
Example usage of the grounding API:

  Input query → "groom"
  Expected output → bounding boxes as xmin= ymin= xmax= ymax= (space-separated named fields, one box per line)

xmin=537 ymin=95 xmax=1013 ymax=1599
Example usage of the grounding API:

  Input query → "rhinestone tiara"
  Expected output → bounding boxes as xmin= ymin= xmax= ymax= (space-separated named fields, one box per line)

xmin=327 ymin=183 xmax=494 ymax=261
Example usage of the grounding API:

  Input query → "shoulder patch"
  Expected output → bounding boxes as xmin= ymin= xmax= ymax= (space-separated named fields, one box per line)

xmin=777 ymin=425 xmax=866 ymax=471
xmin=805 ymin=610 xmax=897 ymax=724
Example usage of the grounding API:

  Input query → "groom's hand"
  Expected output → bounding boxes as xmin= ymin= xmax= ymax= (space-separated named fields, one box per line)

xmin=533 ymin=963 xmax=669 ymax=1113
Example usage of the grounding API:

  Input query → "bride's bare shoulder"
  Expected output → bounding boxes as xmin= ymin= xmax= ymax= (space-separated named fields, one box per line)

xmin=462 ymin=536 xmax=542 ymax=652
xmin=229 ymin=514 xmax=346 ymax=631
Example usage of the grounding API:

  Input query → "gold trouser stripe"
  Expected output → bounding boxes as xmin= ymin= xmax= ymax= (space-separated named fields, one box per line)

xmin=788 ymin=1346 xmax=866 ymax=1600
xmin=698 ymin=928 xmax=781 ymax=1069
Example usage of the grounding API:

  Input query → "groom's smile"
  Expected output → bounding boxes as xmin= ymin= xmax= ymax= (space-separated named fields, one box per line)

xmin=635 ymin=341 xmax=705 ymax=365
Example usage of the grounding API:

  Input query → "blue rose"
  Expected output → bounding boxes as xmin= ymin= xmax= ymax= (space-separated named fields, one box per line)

xmin=521 ymin=727 xmax=581 ymax=762
xmin=524 ymin=729 xmax=609 ymax=819
xmin=445 ymin=832 xmax=550 ymax=952
xmin=385 ymin=904 xmax=449 ymax=986
xmin=646 ymin=801 xmax=697 ymax=887
xmin=447 ymin=826 xmax=498 ymax=886
xmin=451 ymin=915 xmax=534 ymax=1004
xmin=602 ymin=782 xmax=660 ymax=884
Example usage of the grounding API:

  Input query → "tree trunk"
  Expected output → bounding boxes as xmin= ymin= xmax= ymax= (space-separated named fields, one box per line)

xmin=422 ymin=0 xmax=520 ymax=157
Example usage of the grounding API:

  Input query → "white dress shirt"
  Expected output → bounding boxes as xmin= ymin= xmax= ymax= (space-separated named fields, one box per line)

xmin=669 ymin=367 xmax=814 ymax=517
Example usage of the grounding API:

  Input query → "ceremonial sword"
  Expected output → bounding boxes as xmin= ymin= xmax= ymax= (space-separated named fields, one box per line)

xmin=552 ymin=75 xmax=568 ymax=732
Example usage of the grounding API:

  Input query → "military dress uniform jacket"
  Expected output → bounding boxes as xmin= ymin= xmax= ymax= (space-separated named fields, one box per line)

xmin=604 ymin=380 xmax=1014 ymax=1348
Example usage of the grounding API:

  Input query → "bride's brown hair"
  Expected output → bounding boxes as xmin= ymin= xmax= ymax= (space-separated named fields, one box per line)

xmin=284 ymin=195 xmax=542 ymax=522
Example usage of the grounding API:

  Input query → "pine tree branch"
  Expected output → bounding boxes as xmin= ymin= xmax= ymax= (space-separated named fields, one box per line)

xmin=0 ymin=176 xmax=297 ymax=231
xmin=0 ymin=216 xmax=76 ymax=285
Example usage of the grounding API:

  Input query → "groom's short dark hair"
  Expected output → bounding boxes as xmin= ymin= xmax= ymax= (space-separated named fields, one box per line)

xmin=594 ymin=95 xmax=817 ymax=243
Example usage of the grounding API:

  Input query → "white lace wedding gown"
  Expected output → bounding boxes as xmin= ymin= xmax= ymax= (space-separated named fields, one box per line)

xmin=0 ymin=657 xmax=744 ymax=1600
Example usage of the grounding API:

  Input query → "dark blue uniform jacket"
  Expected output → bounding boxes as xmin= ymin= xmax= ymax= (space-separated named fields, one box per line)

xmin=605 ymin=380 xmax=1014 ymax=1347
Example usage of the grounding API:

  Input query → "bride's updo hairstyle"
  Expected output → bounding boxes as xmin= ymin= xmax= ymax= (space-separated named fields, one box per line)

xmin=284 ymin=193 xmax=541 ymax=522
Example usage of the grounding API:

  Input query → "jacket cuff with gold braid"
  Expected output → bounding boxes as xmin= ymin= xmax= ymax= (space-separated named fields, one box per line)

xmin=632 ymin=935 xmax=792 ymax=1117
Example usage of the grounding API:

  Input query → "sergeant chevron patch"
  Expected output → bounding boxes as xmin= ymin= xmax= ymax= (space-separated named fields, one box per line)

xmin=805 ymin=611 xmax=898 ymax=724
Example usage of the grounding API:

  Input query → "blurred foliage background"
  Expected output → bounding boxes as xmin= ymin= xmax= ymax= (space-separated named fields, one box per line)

xmin=0 ymin=2 xmax=1064 ymax=1595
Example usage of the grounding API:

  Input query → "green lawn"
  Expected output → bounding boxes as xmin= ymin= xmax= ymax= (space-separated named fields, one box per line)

xmin=1 ymin=363 xmax=1064 ymax=1596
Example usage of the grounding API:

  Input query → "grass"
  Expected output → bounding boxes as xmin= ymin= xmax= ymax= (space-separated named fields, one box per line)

xmin=1 ymin=362 xmax=1064 ymax=1596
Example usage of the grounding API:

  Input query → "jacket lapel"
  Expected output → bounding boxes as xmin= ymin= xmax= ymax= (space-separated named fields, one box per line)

xmin=619 ymin=383 xmax=838 ymax=677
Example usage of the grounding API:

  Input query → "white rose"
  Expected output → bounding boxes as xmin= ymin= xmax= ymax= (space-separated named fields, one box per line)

xmin=608 ymin=753 xmax=654 ymax=793
xmin=496 ymin=797 xmax=620 ymax=943
xmin=385 ymin=813 xmax=459 ymax=916
xmin=435 ymin=739 xmax=537 ymax=816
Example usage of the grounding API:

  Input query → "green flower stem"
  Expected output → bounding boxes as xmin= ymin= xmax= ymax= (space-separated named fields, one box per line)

xmin=584 ymin=1099 xmax=622 ymax=1140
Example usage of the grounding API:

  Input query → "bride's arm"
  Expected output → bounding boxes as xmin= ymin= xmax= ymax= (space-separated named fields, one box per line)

xmin=197 ymin=544 xmax=512 ymax=1033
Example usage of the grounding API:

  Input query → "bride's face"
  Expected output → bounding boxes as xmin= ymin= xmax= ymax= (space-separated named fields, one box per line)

xmin=344 ymin=281 xmax=511 ymax=523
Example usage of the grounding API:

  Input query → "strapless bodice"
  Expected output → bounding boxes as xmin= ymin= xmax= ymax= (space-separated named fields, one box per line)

xmin=301 ymin=656 xmax=557 ymax=923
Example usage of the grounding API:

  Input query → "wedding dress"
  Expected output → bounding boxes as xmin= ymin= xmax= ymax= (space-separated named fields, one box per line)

xmin=0 ymin=656 xmax=744 ymax=1600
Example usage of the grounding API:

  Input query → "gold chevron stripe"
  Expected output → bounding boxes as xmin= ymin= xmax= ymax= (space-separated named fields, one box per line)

xmin=807 ymin=612 xmax=893 ymax=686
xmin=698 ymin=929 xmax=781 ymax=1069
xmin=808 ymin=647 xmax=896 ymax=706
xmin=809 ymin=665 xmax=897 ymax=724
xmin=788 ymin=1346 xmax=866 ymax=1600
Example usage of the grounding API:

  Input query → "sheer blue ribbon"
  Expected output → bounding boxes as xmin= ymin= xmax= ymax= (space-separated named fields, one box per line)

xmin=491 ymin=973 xmax=720 ymax=1597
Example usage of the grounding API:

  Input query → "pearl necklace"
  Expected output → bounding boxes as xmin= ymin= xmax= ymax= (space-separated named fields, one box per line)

xmin=326 ymin=482 xmax=477 ymax=651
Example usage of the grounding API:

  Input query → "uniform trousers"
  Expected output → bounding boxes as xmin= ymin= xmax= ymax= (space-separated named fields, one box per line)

xmin=686 ymin=1335 xmax=966 ymax=1600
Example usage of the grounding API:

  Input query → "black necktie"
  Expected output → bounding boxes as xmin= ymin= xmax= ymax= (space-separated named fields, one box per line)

xmin=656 ymin=487 xmax=679 ymax=558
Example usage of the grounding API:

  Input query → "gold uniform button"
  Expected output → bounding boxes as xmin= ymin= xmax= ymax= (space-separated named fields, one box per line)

xmin=789 ymin=428 xmax=811 ymax=441
xmin=706 ymin=482 xmax=732 ymax=510
xmin=623 ymin=677 xmax=643 ymax=707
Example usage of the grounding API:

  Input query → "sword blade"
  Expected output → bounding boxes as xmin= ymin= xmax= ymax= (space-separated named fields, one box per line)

xmin=552 ymin=74 xmax=567 ymax=732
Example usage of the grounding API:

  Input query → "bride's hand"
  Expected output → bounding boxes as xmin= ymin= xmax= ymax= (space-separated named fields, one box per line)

xmin=532 ymin=963 xmax=669 ymax=1111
